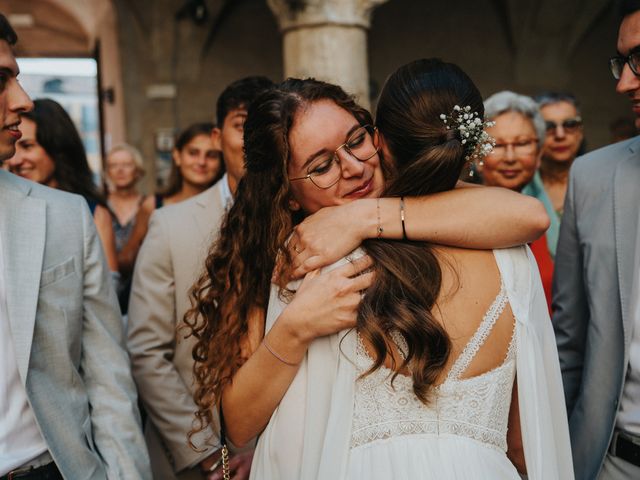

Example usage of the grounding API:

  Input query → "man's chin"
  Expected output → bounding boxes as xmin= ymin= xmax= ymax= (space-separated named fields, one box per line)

xmin=0 ymin=145 xmax=15 ymax=164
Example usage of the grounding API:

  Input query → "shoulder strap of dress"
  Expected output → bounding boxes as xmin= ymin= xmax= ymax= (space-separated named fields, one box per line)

xmin=446 ymin=281 xmax=508 ymax=381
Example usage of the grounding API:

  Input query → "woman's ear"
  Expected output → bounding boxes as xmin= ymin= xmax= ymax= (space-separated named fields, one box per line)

xmin=288 ymin=197 xmax=301 ymax=212
xmin=211 ymin=127 xmax=222 ymax=150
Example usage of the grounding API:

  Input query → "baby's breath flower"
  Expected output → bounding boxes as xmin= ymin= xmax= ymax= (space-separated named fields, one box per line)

xmin=439 ymin=105 xmax=496 ymax=160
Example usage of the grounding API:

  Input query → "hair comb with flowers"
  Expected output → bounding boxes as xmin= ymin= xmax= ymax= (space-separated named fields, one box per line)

xmin=439 ymin=105 xmax=495 ymax=161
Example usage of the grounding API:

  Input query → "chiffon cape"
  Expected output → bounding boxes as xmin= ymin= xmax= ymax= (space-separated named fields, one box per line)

xmin=249 ymin=246 xmax=574 ymax=480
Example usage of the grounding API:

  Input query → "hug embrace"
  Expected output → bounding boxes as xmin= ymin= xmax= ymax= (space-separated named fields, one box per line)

xmin=185 ymin=59 xmax=574 ymax=480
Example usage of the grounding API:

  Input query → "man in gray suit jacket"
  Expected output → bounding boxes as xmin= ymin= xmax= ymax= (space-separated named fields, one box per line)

xmin=127 ymin=77 xmax=273 ymax=480
xmin=0 ymin=15 xmax=151 ymax=480
xmin=554 ymin=2 xmax=640 ymax=478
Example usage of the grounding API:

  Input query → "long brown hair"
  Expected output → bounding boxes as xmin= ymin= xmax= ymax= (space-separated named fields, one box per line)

xmin=359 ymin=58 xmax=486 ymax=403
xmin=185 ymin=78 xmax=373 ymax=444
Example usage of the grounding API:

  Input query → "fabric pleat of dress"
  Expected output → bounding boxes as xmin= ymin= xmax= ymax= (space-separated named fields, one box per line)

xmin=249 ymin=246 xmax=574 ymax=480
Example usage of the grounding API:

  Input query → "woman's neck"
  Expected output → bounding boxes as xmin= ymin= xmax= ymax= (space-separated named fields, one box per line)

xmin=540 ymin=157 xmax=570 ymax=185
xmin=110 ymin=185 xmax=140 ymax=199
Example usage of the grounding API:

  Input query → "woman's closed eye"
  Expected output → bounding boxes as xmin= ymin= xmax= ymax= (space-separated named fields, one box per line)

xmin=309 ymin=156 xmax=335 ymax=175
xmin=347 ymin=131 xmax=366 ymax=149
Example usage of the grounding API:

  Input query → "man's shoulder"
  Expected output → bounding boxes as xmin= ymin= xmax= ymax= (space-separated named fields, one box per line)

xmin=572 ymin=136 xmax=640 ymax=177
xmin=152 ymin=181 xmax=223 ymax=225
xmin=0 ymin=171 xmax=84 ymax=211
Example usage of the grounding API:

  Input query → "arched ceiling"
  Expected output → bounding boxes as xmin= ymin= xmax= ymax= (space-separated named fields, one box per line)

xmin=0 ymin=0 xmax=113 ymax=56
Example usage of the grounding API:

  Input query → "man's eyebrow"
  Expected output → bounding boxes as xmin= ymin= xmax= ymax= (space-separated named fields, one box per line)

xmin=301 ymin=124 xmax=362 ymax=170
xmin=619 ymin=44 xmax=640 ymax=56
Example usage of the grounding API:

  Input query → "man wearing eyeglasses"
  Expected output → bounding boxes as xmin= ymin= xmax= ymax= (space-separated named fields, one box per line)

xmin=553 ymin=1 xmax=640 ymax=478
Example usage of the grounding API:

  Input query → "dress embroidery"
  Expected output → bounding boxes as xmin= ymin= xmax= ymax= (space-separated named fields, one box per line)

xmin=351 ymin=283 xmax=516 ymax=452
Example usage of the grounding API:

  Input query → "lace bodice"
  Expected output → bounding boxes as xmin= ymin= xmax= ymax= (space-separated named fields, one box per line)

xmin=351 ymin=283 xmax=516 ymax=452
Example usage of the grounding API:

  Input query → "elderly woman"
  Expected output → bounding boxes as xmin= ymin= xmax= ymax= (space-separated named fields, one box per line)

xmin=106 ymin=143 xmax=147 ymax=253
xmin=479 ymin=90 xmax=553 ymax=310
xmin=521 ymin=92 xmax=584 ymax=259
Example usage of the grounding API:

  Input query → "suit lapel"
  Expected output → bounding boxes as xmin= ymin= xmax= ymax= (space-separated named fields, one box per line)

xmin=0 ymin=175 xmax=46 ymax=384
xmin=614 ymin=139 xmax=640 ymax=350
xmin=193 ymin=182 xmax=224 ymax=238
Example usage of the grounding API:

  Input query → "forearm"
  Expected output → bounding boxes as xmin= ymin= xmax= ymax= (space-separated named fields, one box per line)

xmin=118 ymin=213 xmax=150 ymax=274
xmin=222 ymin=314 xmax=308 ymax=447
xmin=367 ymin=185 xmax=549 ymax=248
xmin=94 ymin=205 xmax=119 ymax=271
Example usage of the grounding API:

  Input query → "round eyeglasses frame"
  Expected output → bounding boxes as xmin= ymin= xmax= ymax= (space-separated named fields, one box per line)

xmin=288 ymin=125 xmax=379 ymax=189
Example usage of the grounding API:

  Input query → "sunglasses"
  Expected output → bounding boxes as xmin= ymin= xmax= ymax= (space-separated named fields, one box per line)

xmin=610 ymin=51 xmax=640 ymax=80
xmin=545 ymin=117 xmax=582 ymax=134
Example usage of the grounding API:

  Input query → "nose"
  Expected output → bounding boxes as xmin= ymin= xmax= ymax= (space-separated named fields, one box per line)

xmin=553 ymin=125 xmax=566 ymax=139
xmin=9 ymin=80 xmax=33 ymax=115
xmin=504 ymin=144 xmax=517 ymax=162
xmin=337 ymin=149 xmax=365 ymax=178
xmin=616 ymin=62 xmax=640 ymax=95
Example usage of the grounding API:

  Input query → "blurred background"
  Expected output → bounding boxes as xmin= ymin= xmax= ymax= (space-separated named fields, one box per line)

xmin=0 ymin=0 xmax=631 ymax=191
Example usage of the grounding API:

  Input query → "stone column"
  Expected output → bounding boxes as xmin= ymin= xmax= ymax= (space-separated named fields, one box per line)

xmin=268 ymin=0 xmax=387 ymax=109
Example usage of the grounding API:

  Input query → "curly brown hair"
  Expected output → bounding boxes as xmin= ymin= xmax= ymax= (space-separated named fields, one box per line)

xmin=184 ymin=78 xmax=373 ymax=445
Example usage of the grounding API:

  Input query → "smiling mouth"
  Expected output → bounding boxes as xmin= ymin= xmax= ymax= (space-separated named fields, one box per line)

xmin=344 ymin=178 xmax=372 ymax=197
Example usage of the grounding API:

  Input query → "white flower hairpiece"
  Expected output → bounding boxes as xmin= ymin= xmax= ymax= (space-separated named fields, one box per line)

xmin=439 ymin=105 xmax=496 ymax=160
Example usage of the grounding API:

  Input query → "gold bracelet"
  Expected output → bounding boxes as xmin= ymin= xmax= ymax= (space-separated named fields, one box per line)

xmin=376 ymin=198 xmax=384 ymax=238
xmin=263 ymin=337 xmax=299 ymax=366
xmin=400 ymin=196 xmax=407 ymax=240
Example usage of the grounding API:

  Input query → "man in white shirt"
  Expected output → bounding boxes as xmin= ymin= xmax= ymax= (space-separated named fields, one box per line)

xmin=0 ymin=14 xmax=151 ymax=480
xmin=127 ymin=76 xmax=274 ymax=480
xmin=553 ymin=1 xmax=640 ymax=478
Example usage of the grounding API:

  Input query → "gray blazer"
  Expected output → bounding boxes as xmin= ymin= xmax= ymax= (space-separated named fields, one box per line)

xmin=0 ymin=170 xmax=150 ymax=479
xmin=127 ymin=182 xmax=229 ymax=478
xmin=553 ymin=136 xmax=640 ymax=480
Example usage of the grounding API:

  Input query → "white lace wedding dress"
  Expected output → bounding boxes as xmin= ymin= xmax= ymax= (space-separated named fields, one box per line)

xmin=250 ymin=247 xmax=574 ymax=480
xmin=348 ymin=283 xmax=520 ymax=479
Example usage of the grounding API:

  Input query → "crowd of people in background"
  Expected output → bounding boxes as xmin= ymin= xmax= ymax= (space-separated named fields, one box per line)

xmin=3 ymin=1 xmax=640 ymax=479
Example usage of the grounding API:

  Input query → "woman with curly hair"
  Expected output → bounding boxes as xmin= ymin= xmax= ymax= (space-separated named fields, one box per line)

xmin=186 ymin=62 xmax=570 ymax=480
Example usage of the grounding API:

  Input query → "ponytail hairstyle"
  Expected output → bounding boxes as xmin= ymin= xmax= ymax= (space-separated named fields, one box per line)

xmin=185 ymin=78 xmax=372 ymax=445
xmin=359 ymin=58 xmax=485 ymax=403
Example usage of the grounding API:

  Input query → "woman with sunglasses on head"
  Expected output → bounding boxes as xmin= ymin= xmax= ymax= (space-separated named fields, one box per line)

xmin=186 ymin=65 xmax=570 ymax=480
xmin=521 ymin=92 xmax=584 ymax=259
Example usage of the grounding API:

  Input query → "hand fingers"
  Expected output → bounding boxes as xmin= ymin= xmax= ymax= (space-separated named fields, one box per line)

xmin=349 ymin=270 xmax=375 ymax=292
xmin=335 ymin=255 xmax=373 ymax=278
xmin=291 ymin=255 xmax=323 ymax=279
xmin=299 ymin=268 xmax=321 ymax=287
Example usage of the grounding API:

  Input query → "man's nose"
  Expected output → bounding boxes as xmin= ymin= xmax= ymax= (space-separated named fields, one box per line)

xmin=616 ymin=62 xmax=640 ymax=95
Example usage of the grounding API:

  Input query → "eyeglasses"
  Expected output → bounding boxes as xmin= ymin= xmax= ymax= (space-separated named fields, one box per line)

xmin=288 ymin=125 xmax=379 ymax=189
xmin=610 ymin=51 xmax=640 ymax=80
xmin=487 ymin=139 xmax=538 ymax=158
xmin=545 ymin=117 xmax=582 ymax=134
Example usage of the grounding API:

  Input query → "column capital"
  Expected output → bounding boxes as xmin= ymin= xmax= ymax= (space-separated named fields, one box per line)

xmin=267 ymin=0 xmax=388 ymax=32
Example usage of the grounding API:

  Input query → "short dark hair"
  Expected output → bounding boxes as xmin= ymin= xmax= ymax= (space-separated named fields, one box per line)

xmin=215 ymin=76 xmax=274 ymax=127
xmin=621 ymin=0 xmax=640 ymax=18
xmin=534 ymin=91 xmax=581 ymax=115
xmin=0 ymin=14 xmax=18 ymax=45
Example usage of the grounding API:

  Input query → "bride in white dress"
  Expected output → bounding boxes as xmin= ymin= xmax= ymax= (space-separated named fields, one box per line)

xmin=186 ymin=59 xmax=572 ymax=480
xmin=253 ymin=60 xmax=571 ymax=480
